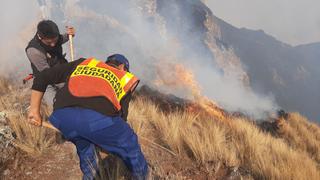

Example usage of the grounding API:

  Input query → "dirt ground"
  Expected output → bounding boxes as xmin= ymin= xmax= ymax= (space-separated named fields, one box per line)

xmin=2 ymin=142 xmax=82 ymax=180
xmin=0 ymin=135 xmax=245 ymax=180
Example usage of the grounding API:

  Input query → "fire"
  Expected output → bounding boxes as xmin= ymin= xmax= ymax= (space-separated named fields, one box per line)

xmin=155 ymin=62 xmax=227 ymax=121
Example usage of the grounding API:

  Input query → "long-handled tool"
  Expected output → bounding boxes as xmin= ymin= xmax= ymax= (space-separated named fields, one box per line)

xmin=69 ymin=34 xmax=74 ymax=62
xmin=66 ymin=25 xmax=75 ymax=62
xmin=23 ymin=27 xmax=75 ymax=85
xmin=42 ymin=121 xmax=59 ymax=132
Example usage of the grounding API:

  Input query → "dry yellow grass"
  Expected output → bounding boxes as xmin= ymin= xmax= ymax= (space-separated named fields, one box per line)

xmin=0 ymin=77 xmax=11 ymax=95
xmin=0 ymin=76 xmax=54 ymax=154
xmin=128 ymin=97 xmax=320 ymax=179
xmin=277 ymin=113 xmax=320 ymax=163
xmin=1 ymin=76 xmax=320 ymax=179
xmin=230 ymin=119 xmax=319 ymax=179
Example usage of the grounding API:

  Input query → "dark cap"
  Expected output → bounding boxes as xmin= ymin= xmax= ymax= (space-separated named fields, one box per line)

xmin=37 ymin=20 xmax=60 ymax=38
xmin=106 ymin=54 xmax=130 ymax=71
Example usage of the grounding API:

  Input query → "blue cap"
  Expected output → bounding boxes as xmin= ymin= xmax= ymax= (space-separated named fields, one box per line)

xmin=106 ymin=54 xmax=130 ymax=71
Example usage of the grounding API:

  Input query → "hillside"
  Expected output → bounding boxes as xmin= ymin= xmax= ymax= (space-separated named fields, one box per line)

xmin=1 ymin=0 xmax=320 ymax=179
xmin=155 ymin=0 xmax=320 ymax=121
xmin=2 ymin=0 xmax=319 ymax=120
xmin=216 ymin=18 xmax=320 ymax=121
xmin=66 ymin=0 xmax=320 ymax=120
xmin=1 ymin=76 xmax=320 ymax=179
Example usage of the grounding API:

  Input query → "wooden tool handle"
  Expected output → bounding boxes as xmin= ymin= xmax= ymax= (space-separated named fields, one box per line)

xmin=69 ymin=34 xmax=74 ymax=62
xmin=42 ymin=121 xmax=59 ymax=132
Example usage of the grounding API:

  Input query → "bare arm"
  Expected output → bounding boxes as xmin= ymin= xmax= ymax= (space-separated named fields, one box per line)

xmin=27 ymin=90 xmax=44 ymax=126
xmin=28 ymin=59 xmax=82 ymax=126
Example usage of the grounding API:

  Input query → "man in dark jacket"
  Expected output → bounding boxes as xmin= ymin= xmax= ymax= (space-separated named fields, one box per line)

xmin=27 ymin=54 xmax=148 ymax=180
xmin=26 ymin=20 xmax=75 ymax=77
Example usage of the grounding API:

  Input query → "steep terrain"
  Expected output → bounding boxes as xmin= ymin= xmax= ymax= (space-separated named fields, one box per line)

xmin=155 ymin=0 xmax=320 ymax=120
xmin=216 ymin=17 xmax=320 ymax=121
xmin=1 ymin=0 xmax=320 ymax=179
xmin=1 ymin=77 xmax=320 ymax=179
xmin=112 ymin=0 xmax=320 ymax=121
xmin=8 ymin=0 xmax=318 ymax=120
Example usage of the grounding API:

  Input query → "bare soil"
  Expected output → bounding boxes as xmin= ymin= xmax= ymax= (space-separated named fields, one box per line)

xmin=2 ymin=142 xmax=81 ymax=180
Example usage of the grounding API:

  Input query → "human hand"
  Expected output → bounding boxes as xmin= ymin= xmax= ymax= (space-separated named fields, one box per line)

xmin=27 ymin=109 xmax=42 ymax=126
xmin=66 ymin=26 xmax=75 ymax=36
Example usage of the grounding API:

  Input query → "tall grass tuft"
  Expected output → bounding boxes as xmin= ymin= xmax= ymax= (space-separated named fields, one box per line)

xmin=0 ymin=76 xmax=54 ymax=154
xmin=128 ymin=97 xmax=320 ymax=179
xmin=1 ymin=76 xmax=320 ymax=179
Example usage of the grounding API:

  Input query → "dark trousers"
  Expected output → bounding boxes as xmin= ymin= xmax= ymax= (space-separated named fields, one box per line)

xmin=49 ymin=107 xmax=148 ymax=180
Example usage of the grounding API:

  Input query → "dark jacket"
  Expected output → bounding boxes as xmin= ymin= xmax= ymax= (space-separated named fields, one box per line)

xmin=26 ymin=34 xmax=68 ymax=77
xmin=32 ymin=58 xmax=132 ymax=121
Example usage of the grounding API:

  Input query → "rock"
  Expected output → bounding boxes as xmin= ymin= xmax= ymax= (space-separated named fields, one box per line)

xmin=0 ymin=111 xmax=6 ymax=124
xmin=0 ymin=125 xmax=14 ymax=148
xmin=226 ymin=166 xmax=242 ymax=180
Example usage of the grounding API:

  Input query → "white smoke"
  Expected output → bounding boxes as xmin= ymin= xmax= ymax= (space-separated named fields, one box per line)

xmin=0 ymin=0 xmax=278 ymax=119
xmin=0 ymin=0 xmax=40 ymax=77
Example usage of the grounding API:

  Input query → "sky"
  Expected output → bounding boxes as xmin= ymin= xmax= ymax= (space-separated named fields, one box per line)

xmin=206 ymin=0 xmax=320 ymax=45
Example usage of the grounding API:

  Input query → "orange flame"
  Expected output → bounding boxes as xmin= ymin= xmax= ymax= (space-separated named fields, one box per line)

xmin=155 ymin=62 xmax=227 ymax=121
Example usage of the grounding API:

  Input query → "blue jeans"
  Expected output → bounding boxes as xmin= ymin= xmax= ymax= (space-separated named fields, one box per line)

xmin=49 ymin=107 xmax=148 ymax=180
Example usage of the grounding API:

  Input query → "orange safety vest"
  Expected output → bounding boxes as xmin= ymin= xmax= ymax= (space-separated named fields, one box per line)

xmin=68 ymin=57 xmax=139 ymax=110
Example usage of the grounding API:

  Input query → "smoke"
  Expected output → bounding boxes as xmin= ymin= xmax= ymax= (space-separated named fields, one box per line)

xmin=0 ymin=0 xmax=278 ymax=119
xmin=0 ymin=0 xmax=40 ymax=77
xmin=195 ymin=66 xmax=277 ymax=118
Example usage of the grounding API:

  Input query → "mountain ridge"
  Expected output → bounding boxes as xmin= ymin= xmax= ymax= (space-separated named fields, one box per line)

xmin=204 ymin=2 xmax=320 ymax=121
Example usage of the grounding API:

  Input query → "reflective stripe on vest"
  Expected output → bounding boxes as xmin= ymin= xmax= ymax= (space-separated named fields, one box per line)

xmin=68 ymin=58 xmax=139 ymax=110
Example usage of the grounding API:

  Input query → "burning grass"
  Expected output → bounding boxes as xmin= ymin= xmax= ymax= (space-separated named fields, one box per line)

xmin=1 ymin=76 xmax=320 ymax=179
